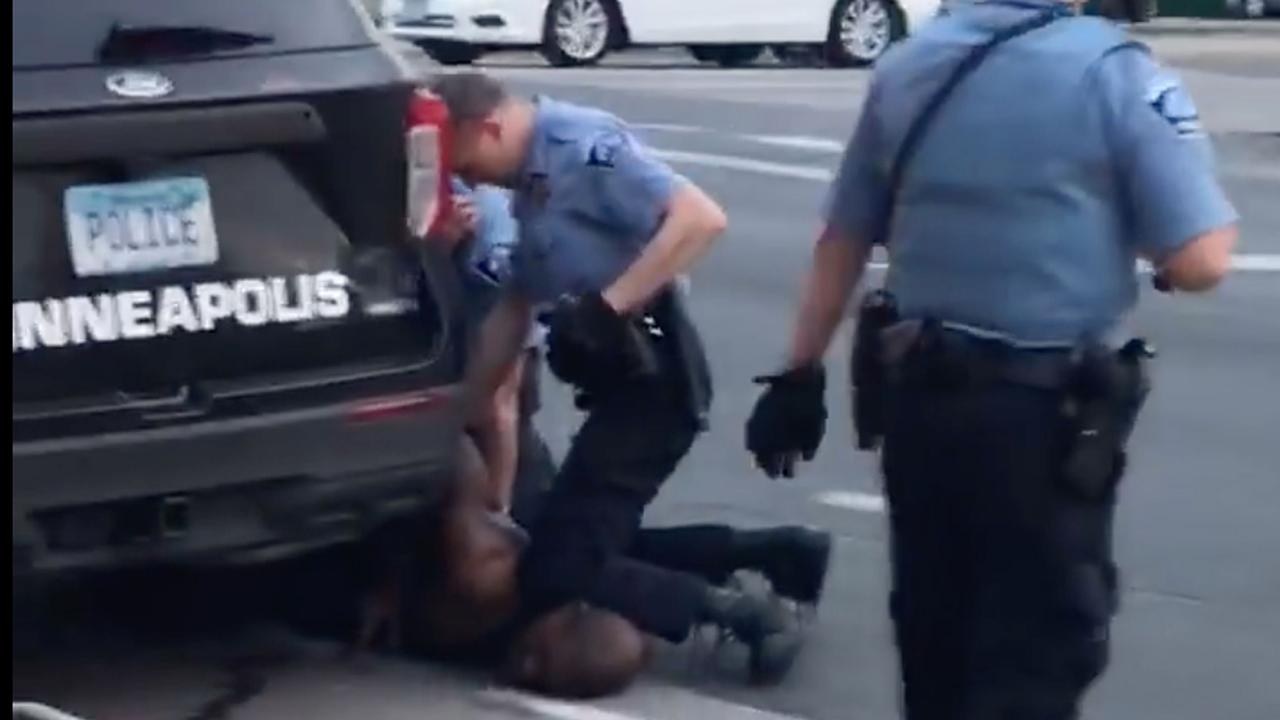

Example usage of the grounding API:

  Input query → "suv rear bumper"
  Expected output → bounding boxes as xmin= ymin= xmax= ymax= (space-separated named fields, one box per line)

xmin=12 ymin=385 xmax=464 ymax=573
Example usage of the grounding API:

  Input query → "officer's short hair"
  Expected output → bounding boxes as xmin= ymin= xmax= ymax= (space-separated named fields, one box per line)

xmin=428 ymin=72 xmax=510 ymax=123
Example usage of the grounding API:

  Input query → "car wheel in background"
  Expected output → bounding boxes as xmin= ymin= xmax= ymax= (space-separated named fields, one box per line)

xmin=771 ymin=44 xmax=824 ymax=67
xmin=825 ymin=0 xmax=903 ymax=67
xmin=1225 ymin=0 xmax=1267 ymax=17
xmin=1096 ymin=0 xmax=1161 ymax=21
xmin=688 ymin=45 xmax=720 ymax=63
xmin=688 ymin=44 xmax=765 ymax=67
xmin=417 ymin=40 xmax=482 ymax=66
xmin=716 ymin=44 xmax=764 ymax=67
xmin=542 ymin=0 xmax=616 ymax=67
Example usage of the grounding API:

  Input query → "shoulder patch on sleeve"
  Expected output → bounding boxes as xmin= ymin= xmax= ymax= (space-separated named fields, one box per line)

xmin=470 ymin=254 xmax=505 ymax=287
xmin=1144 ymin=69 xmax=1205 ymax=139
xmin=586 ymin=132 xmax=624 ymax=168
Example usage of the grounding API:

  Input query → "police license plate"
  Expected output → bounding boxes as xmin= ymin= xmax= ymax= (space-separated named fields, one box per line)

xmin=63 ymin=177 xmax=219 ymax=277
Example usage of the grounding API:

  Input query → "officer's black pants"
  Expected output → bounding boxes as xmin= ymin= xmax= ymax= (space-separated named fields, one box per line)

xmin=517 ymin=382 xmax=711 ymax=643
xmin=627 ymin=525 xmax=741 ymax=586
xmin=882 ymin=383 xmax=1119 ymax=720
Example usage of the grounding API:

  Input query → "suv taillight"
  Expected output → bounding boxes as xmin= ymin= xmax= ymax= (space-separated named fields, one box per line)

xmin=406 ymin=89 xmax=453 ymax=239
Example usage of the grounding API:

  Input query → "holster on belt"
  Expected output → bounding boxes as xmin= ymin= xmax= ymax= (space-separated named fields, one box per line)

xmin=850 ymin=290 xmax=899 ymax=451
xmin=1059 ymin=339 xmax=1154 ymax=503
xmin=646 ymin=287 xmax=714 ymax=430
xmin=877 ymin=318 xmax=1155 ymax=503
xmin=571 ymin=287 xmax=713 ymax=430
xmin=541 ymin=297 xmax=660 ymax=405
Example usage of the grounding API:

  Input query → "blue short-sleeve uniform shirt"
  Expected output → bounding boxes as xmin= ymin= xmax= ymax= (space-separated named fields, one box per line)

xmin=1093 ymin=45 xmax=1237 ymax=262
xmin=824 ymin=0 xmax=1237 ymax=346
xmin=452 ymin=177 xmax=518 ymax=319
xmin=510 ymin=97 xmax=683 ymax=305
xmin=452 ymin=177 xmax=545 ymax=347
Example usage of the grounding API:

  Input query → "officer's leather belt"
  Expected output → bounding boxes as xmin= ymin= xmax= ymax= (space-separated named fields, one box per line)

xmin=881 ymin=319 xmax=1076 ymax=391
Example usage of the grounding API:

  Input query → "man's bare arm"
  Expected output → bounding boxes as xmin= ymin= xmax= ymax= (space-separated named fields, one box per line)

xmin=786 ymin=226 xmax=874 ymax=368
xmin=466 ymin=290 xmax=533 ymax=407
xmin=601 ymin=182 xmax=728 ymax=314
xmin=469 ymin=351 xmax=525 ymax=512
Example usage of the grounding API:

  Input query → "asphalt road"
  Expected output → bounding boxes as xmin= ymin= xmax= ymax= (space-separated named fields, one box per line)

xmin=14 ymin=26 xmax=1280 ymax=720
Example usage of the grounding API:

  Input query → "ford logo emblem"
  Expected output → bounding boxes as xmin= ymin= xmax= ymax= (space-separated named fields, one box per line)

xmin=105 ymin=70 xmax=175 ymax=99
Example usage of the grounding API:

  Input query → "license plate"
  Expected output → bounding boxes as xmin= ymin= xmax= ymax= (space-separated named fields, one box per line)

xmin=63 ymin=177 xmax=219 ymax=277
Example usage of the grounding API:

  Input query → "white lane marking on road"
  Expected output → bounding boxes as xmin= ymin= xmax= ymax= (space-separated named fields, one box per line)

xmin=1228 ymin=254 xmax=1280 ymax=272
xmin=813 ymin=490 xmax=887 ymax=513
xmin=483 ymin=690 xmax=643 ymax=720
xmin=12 ymin=703 xmax=90 ymax=720
xmin=1137 ymin=256 xmax=1280 ymax=272
xmin=741 ymin=134 xmax=846 ymax=153
xmin=481 ymin=687 xmax=812 ymax=720
xmin=653 ymin=146 xmax=1280 ymax=274
xmin=630 ymin=122 xmax=704 ymax=133
xmin=871 ymin=258 xmax=1280 ymax=273
xmin=653 ymin=148 xmax=835 ymax=182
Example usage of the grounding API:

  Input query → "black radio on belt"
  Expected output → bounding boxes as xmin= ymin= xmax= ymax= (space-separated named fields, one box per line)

xmin=546 ymin=287 xmax=712 ymax=428
xmin=542 ymin=294 xmax=659 ymax=400
xmin=852 ymin=289 xmax=899 ymax=451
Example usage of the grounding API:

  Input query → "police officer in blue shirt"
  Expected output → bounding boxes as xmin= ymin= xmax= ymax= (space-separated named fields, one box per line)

xmin=438 ymin=177 xmax=555 ymax=524
xmin=746 ymin=1 xmax=1238 ymax=716
xmin=430 ymin=72 xmax=829 ymax=684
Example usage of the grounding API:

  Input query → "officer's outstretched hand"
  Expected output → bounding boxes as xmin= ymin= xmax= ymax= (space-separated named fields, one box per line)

xmin=745 ymin=365 xmax=827 ymax=479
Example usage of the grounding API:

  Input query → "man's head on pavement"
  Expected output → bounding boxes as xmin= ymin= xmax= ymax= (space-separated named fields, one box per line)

xmin=429 ymin=72 xmax=533 ymax=188
xmin=500 ymin=604 xmax=649 ymax=700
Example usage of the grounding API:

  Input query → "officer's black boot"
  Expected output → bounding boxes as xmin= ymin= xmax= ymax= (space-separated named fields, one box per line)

xmin=698 ymin=586 xmax=804 ymax=685
xmin=728 ymin=527 xmax=833 ymax=606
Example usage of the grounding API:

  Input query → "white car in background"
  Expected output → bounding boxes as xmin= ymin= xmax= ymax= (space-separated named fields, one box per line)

xmin=380 ymin=0 xmax=942 ymax=68
xmin=1225 ymin=0 xmax=1280 ymax=17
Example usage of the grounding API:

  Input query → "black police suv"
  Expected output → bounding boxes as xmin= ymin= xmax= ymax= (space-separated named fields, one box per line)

xmin=12 ymin=0 xmax=466 ymax=575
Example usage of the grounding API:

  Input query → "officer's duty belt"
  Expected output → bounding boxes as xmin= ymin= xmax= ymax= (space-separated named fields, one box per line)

xmin=881 ymin=320 xmax=1076 ymax=391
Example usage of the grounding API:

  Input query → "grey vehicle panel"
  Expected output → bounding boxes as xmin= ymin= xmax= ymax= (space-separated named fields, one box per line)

xmin=12 ymin=0 xmax=466 ymax=573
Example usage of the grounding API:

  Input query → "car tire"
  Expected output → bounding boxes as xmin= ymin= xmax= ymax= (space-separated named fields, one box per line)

xmin=688 ymin=45 xmax=722 ymax=63
xmin=542 ymin=0 xmax=617 ymax=67
xmin=1226 ymin=0 xmax=1267 ymax=17
xmin=825 ymin=0 xmax=903 ymax=67
xmin=772 ymin=44 xmax=824 ymax=67
xmin=418 ymin=41 xmax=482 ymax=66
xmin=1096 ymin=0 xmax=1161 ymax=21
xmin=689 ymin=44 xmax=765 ymax=67
xmin=714 ymin=44 xmax=765 ymax=68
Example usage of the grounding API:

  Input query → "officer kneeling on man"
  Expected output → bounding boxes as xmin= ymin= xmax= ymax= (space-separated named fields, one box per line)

xmin=746 ymin=0 xmax=1238 ymax=716
xmin=430 ymin=72 xmax=828 ymax=684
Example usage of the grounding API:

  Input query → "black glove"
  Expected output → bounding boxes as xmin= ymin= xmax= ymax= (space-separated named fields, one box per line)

xmin=1152 ymin=271 xmax=1173 ymax=293
xmin=745 ymin=365 xmax=827 ymax=479
xmin=545 ymin=292 xmax=656 ymax=392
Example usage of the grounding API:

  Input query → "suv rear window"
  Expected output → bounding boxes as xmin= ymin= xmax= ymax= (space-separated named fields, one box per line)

xmin=12 ymin=0 xmax=376 ymax=70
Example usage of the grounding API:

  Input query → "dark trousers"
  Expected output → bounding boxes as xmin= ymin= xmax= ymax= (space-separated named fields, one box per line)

xmin=517 ymin=382 xmax=710 ymax=643
xmin=882 ymin=382 xmax=1119 ymax=720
